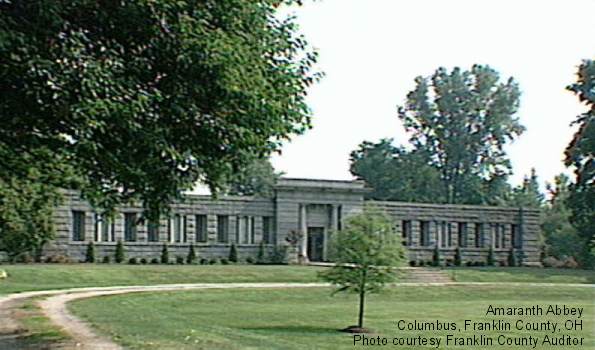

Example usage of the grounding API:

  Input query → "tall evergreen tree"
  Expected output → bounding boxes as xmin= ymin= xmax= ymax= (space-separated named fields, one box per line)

xmin=508 ymin=168 xmax=545 ymax=208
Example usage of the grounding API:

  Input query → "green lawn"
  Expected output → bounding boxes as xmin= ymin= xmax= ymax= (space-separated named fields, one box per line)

xmin=70 ymin=285 xmax=594 ymax=349
xmin=447 ymin=267 xmax=595 ymax=284
xmin=0 ymin=264 xmax=323 ymax=295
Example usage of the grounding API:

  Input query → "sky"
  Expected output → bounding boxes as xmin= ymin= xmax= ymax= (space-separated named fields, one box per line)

xmin=270 ymin=0 xmax=595 ymax=190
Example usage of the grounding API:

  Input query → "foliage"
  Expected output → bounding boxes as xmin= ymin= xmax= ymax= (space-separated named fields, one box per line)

xmin=0 ymin=170 xmax=62 ymax=262
xmin=319 ymin=206 xmax=405 ymax=328
xmin=397 ymin=65 xmax=524 ymax=205
xmin=270 ymin=245 xmax=288 ymax=264
xmin=349 ymin=139 xmax=443 ymax=202
xmin=541 ymin=174 xmax=584 ymax=263
xmin=114 ymin=240 xmax=125 ymax=263
xmin=454 ymin=247 xmax=462 ymax=266
xmin=160 ymin=244 xmax=169 ymax=264
xmin=508 ymin=168 xmax=545 ymax=208
xmin=487 ymin=246 xmax=495 ymax=266
xmin=228 ymin=243 xmax=238 ymax=263
xmin=186 ymin=244 xmax=197 ymax=264
xmin=225 ymin=158 xmax=281 ymax=197
xmin=0 ymin=0 xmax=319 ymax=220
xmin=508 ymin=248 xmax=518 ymax=267
xmin=432 ymin=245 xmax=441 ymax=267
xmin=128 ymin=257 xmax=138 ymax=265
xmin=176 ymin=256 xmax=184 ymax=265
xmin=102 ymin=256 xmax=110 ymax=264
xmin=257 ymin=241 xmax=266 ymax=264
xmin=564 ymin=59 xmax=595 ymax=267
xmin=85 ymin=242 xmax=95 ymax=263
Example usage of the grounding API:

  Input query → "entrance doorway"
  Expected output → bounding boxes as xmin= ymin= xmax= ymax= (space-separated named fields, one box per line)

xmin=307 ymin=227 xmax=325 ymax=262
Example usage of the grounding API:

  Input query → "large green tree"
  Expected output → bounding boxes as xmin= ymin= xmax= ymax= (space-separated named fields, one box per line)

xmin=565 ymin=59 xmax=594 ymax=264
xmin=507 ymin=168 xmax=544 ymax=208
xmin=0 ymin=1 xmax=319 ymax=221
xmin=225 ymin=157 xmax=281 ymax=198
xmin=397 ymin=65 xmax=525 ymax=204
xmin=349 ymin=139 xmax=443 ymax=202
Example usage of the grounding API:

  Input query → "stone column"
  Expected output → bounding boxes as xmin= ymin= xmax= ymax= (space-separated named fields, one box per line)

xmin=299 ymin=204 xmax=308 ymax=263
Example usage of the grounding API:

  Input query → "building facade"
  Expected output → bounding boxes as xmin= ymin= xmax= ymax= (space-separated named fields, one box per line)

xmin=45 ymin=178 xmax=541 ymax=265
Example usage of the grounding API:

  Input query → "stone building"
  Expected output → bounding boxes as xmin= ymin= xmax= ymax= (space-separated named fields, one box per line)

xmin=46 ymin=178 xmax=541 ymax=265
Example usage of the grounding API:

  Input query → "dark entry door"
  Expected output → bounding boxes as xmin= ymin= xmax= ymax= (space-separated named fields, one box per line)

xmin=307 ymin=227 xmax=324 ymax=262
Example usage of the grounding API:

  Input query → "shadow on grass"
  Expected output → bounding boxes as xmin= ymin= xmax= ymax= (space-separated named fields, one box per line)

xmin=240 ymin=325 xmax=340 ymax=335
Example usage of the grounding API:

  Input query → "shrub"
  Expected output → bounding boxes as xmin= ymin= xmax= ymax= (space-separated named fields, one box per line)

xmin=128 ymin=257 xmax=138 ymax=265
xmin=419 ymin=260 xmax=425 ymax=267
xmin=45 ymin=254 xmax=70 ymax=264
xmin=409 ymin=260 xmax=416 ymax=267
xmin=16 ymin=252 xmax=34 ymax=263
xmin=102 ymin=256 xmax=110 ymax=264
xmin=256 ymin=241 xmax=266 ymax=264
xmin=432 ymin=245 xmax=441 ymax=267
xmin=85 ymin=242 xmax=95 ymax=263
xmin=465 ymin=261 xmax=473 ymax=267
xmin=228 ymin=243 xmax=238 ymax=263
xmin=507 ymin=248 xmax=518 ymax=267
xmin=454 ymin=247 xmax=462 ymax=266
xmin=176 ymin=256 xmax=184 ymax=265
xmin=115 ymin=240 xmax=125 ymax=263
xmin=246 ymin=257 xmax=255 ymax=264
xmin=270 ymin=245 xmax=287 ymax=264
xmin=150 ymin=258 xmax=159 ymax=264
xmin=160 ymin=244 xmax=169 ymax=264
xmin=199 ymin=258 xmax=208 ymax=265
xmin=220 ymin=257 xmax=229 ymax=265
xmin=208 ymin=258 xmax=217 ymax=265
xmin=563 ymin=256 xmax=579 ymax=269
xmin=140 ymin=258 xmax=148 ymax=264
xmin=487 ymin=246 xmax=495 ymax=266
xmin=478 ymin=261 xmax=486 ymax=267
xmin=186 ymin=245 xmax=197 ymax=264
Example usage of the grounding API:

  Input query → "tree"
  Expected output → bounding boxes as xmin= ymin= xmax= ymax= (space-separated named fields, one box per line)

xmin=228 ymin=243 xmax=238 ymax=263
xmin=186 ymin=244 xmax=197 ymax=264
xmin=225 ymin=158 xmax=281 ymax=197
xmin=349 ymin=139 xmax=443 ymax=202
xmin=114 ymin=240 xmax=125 ymax=263
xmin=160 ymin=244 xmax=169 ymax=264
xmin=319 ymin=207 xmax=405 ymax=331
xmin=85 ymin=242 xmax=96 ymax=263
xmin=508 ymin=168 xmax=545 ymax=208
xmin=397 ymin=65 xmax=525 ymax=204
xmin=0 ymin=1 xmax=319 ymax=221
xmin=542 ymin=174 xmax=585 ymax=263
xmin=565 ymin=59 xmax=595 ymax=266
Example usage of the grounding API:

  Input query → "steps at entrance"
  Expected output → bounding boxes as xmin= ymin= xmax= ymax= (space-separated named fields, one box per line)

xmin=398 ymin=267 xmax=453 ymax=283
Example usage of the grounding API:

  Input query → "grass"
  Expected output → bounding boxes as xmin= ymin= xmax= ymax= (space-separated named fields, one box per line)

xmin=11 ymin=298 xmax=70 ymax=348
xmin=70 ymin=285 xmax=595 ymax=349
xmin=447 ymin=267 xmax=595 ymax=284
xmin=0 ymin=264 xmax=323 ymax=295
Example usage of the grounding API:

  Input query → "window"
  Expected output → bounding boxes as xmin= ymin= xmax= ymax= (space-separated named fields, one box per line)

xmin=493 ymin=224 xmax=505 ymax=248
xmin=447 ymin=222 xmax=453 ymax=247
xmin=124 ymin=213 xmax=137 ymax=242
xmin=195 ymin=215 xmax=208 ymax=243
xmin=457 ymin=223 xmax=467 ymax=248
xmin=169 ymin=214 xmax=186 ymax=243
xmin=475 ymin=223 xmax=484 ymax=248
xmin=217 ymin=215 xmax=229 ymax=243
xmin=401 ymin=220 xmax=412 ymax=246
xmin=72 ymin=210 xmax=85 ymax=241
xmin=511 ymin=224 xmax=522 ymax=249
xmin=94 ymin=213 xmax=114 ymax=242
xmin=236 ymin=216 xmax=255 ymax=244
xmin=420 ymin=221 xmax=430 ymax=246
xmin=263 ymin=216 xmax=274 ymax=244
xmin=440 ymin=222 xmax=449 ymax=248
xmin=147 ymin=218 xmax=160 ymax=242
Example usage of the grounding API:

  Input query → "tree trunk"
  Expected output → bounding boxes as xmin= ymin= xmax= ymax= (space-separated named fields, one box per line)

xmin=358 ymin=269 xmax=367 ymax=328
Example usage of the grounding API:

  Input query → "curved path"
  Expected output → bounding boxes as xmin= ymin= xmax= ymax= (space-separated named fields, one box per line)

xmin=2 ymin=282 xmax=593 ymax=350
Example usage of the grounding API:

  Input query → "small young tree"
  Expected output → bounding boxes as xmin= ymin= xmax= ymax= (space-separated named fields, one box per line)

xmin=487 ymin=246 xmax=495 ymax=266
xmin=85 ymin=242 xmax=95 ymax=263
xmin=319 ymin=207 xmax=405 ymax=332
xmin=507 ymin=248 xmax=517 ymax=267
xmin=229 ymin=243 xmax=238 ymax=263
xmin=161 ymin=244 xmax=169 ymax=264
xmin=114 ymin=240 xmax=125 ymax=263
xmin=454 ymin=246 xmax=462 ymax=267
xmin=432 ymin=245 xmax=441 ymax=267
xmin=186 ymin=244 xmax=197 ymax=264
xmin=257 ymin=240 xmax=266 ymax=264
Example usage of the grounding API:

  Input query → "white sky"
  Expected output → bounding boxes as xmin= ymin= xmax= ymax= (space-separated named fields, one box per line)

xmin=270 ymin=0 xmax=595 ymax=189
